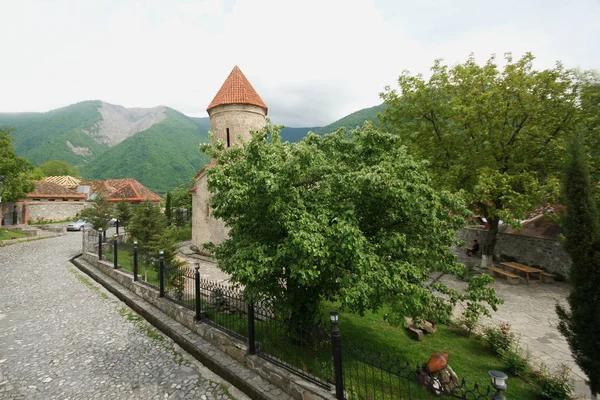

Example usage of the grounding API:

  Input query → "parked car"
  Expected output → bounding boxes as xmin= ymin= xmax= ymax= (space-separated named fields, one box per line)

xmin=67 ymin=219 xmax=93 ymax=231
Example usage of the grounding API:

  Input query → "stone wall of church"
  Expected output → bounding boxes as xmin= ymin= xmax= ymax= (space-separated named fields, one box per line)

xmin=191 ymin=170 xmax=230 ymax=253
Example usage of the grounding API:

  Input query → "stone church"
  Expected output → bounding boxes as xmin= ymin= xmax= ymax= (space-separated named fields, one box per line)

xmin=191 ymin=66 xmax=267 ymax=252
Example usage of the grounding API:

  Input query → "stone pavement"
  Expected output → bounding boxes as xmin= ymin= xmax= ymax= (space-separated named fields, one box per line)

xmin=448 ymin=247 xmax=589 ymax=398
xmin=0 ymin=233 xmax=249 ymax=400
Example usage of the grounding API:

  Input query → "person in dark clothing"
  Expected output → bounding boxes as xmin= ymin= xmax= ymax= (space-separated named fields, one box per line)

xmin=466 ymin=239 xmax=479 ymax=256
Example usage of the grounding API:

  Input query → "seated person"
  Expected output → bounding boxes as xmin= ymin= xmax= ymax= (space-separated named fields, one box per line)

xmin=466 ymin=239 xmax=479 ymax=256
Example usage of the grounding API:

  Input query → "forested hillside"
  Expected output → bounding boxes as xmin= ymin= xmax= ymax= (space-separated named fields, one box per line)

xmin=279 ymin=103 xmax=386 ymax=142
xmin=0 ymin=101 xmax=107 ymax=165
xmin=81 ymin=109 xmax=210 ymax=194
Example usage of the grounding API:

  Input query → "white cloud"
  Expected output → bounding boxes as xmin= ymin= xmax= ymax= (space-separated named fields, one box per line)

xmin=0 ymin=0 xmax=598 ymax=126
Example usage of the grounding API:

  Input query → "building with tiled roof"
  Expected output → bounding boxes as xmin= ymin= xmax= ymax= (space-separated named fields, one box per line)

xmin=1 ymin=181 xmax=87 ymax=225
xmin=44 ymin=175 xmax=81 ymax=189
xmin=192 ymin=66 xmax=268 ymax=252
xmin=80 ymin=178 xmax=162 ymax=203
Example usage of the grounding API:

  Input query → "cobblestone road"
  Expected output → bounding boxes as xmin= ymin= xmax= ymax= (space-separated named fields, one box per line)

xmin=0 ymin=233 xmax=248 ymax=400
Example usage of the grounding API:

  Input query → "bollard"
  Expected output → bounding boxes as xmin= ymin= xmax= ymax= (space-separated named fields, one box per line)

xmin=159 ymin=250 xmax=165 ymax=297
xmin=248 ymin=304 xmax=256 ymax=355
xmin=330 ymin=312 xmax=344 ymax=400
xmin=194 ymin=265 xmax=202 ymax=321
xmin=98 ymin=228 xmax=103 ymax=260
xmin=113 ymin=236 xmax=118 ymax=269
xmin=133 ymin=241 xmax=138 ymax=281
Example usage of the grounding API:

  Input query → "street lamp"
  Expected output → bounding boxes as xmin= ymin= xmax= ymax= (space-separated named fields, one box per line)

xmin=489 ymin=370 xmax=508 ymax=400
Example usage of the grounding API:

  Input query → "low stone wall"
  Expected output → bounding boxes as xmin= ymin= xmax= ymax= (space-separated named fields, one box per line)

xmin=81 ymin=252 xmax=333 ymax=400
xmin=28 ymin=201 xmax=85 ymax=223
xmin=457 ymin=227 xmax=571 ymax=279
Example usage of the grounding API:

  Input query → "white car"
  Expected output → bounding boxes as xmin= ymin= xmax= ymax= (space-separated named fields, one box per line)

xmin=67 ymin=219 xmax=93 ymax=231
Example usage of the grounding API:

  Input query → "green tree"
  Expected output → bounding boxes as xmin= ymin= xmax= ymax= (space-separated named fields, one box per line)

xmin=381 ymin=53 xmax=578 ymax=265
xmin=115 ymin=201 xmax=132 ymax=232
xmin=80 ymin=195 xmax=113 ymax=231
xmin=128 ymin=201 xmax=168 ymax=263
xmin=39 ymin=160 xmax=80 ymax=177
xmin=0 ymin=128 xmax=35 ymax=202
xmin=556 ymin=137 xmax=600 ymax=398
xmin=170 ymin=180 xmax=193 ymax=227
xmin=202 ymin=122 xmax=501 ymax=325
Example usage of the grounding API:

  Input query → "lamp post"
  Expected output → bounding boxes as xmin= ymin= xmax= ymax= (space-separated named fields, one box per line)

xmin=489 ymin=370 xmax=508 ymax=400
xmin=330 ymin=311 xmax=344 ymax=400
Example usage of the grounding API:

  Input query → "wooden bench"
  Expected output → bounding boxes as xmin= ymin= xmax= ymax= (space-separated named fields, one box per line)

xmin=542 ymin=272 xmax=556 ymax=284
xmin=490 ymin=266 xmax=520 ymax=285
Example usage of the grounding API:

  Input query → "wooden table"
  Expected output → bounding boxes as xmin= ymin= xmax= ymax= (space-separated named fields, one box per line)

xmin=500 ymin=262 xmax=543 ymax=284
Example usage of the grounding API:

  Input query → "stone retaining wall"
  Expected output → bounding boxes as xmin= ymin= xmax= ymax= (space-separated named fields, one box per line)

xmin=81 ymin=252 xmax=333 ymax=400
xmin=457 ymin=227 xmax=571 ymax=279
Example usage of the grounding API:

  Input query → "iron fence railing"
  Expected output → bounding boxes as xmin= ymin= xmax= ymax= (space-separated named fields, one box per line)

xmin=85 ymin=236 xmax=497 ymax=399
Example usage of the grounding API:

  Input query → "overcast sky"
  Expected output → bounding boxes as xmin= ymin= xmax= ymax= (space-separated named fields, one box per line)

xmin=1 ymin=0 xmax=599 ymax=127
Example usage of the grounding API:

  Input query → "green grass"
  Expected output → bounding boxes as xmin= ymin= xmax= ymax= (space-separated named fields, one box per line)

xmin=0 ymin=228 xmax=28 ymax=240
xmin=28 ymin=217 xmax=74 ymax=225
xmin=105 ymin=243 xmax=160 ymax=286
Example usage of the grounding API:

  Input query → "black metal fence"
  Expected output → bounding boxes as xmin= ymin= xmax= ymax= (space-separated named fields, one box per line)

xmin=88 ymin=235 xmax=495 ymax=399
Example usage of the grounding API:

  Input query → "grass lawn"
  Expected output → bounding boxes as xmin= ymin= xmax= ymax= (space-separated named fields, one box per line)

xmin=0 ymin=228 xmax=28 ymax=240
xmin=324 ymin=302 xmax=539 ymax=399
xmin=105 ymin=244 xmax=160 ymax=286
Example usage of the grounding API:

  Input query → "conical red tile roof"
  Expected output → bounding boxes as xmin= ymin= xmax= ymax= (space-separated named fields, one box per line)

xmin=207 ymin=66 xmax=268 ymax=114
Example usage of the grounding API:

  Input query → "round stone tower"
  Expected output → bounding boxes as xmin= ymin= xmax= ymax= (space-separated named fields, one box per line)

xmin=192 ymin=66 xmax=268 ymax=251
xmin=206 ymin=65 xmax=268 ymax=148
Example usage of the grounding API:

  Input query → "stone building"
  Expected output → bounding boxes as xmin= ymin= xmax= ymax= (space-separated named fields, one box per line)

xmin=1 ymin=181 xmax=87 ymax=225
xmin=191 ymin=66 xmax=267 ymax=252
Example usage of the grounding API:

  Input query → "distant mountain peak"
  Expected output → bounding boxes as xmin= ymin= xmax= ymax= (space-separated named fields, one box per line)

xmin=94 ymin=102 xmax=167 ymax=146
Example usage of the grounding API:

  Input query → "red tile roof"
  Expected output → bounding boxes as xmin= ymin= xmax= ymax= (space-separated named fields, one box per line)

xmin=80 ymin=179 xmax=162 ymax=202
xmin=27 ymin=181 xmax=87 ymax=199
xmin=207 ymin=66 xmax=268 ymax=114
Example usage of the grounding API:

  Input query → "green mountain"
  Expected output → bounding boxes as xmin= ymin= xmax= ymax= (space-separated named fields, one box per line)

xmin=0 ymin=101 xmax=386 ymax=193
xmin=0 ymin=100 xmax=107 ymax=166
xmin=81 ymin=109 xmax=210 ymax=194
xmin=279 ymin=103 xmax=387 ymax=142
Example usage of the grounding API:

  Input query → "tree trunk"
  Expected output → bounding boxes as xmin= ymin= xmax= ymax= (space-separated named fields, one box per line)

xmin=481 ymin=218 xmax=499 ymax=267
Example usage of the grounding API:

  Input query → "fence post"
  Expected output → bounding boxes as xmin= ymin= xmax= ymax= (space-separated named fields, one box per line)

xmin=103 ymin=228 xmax=106 ymax=243
xmin=194 ymin=265 xmax=202 ymax=321
xmin=116 ymin=219 xmax=119 ymax=235
xmin=248 ymin=303 xmax=256 ymax=355
xmin=159 ymin=250 xmax=165 ymax=297
xmin=330 ymin=312 xmax=344 ymax=400
xmin=133 ymin=241 xmax=138 ymax=281
xmin=98 ymin=228 xmax=103 ymax=260
xmin=113 ymin=236 xmax=118 ymax=269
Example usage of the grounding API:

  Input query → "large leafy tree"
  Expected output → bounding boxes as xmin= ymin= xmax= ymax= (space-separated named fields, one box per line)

xmin=39 ymin=160 xmax=80 ymax=177
xmin=381 ymin=53 xmax=578 ymax=264
xmin=556 ymin=137 xmax=600 ymax=397
xmin=202 ymin=122 xmax=500 ymax=325
xmin=0 ymin=128 xmax=35 ymax=202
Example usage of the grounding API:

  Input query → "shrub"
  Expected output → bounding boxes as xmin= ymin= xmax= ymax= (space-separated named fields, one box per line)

xmin=484 ymin=322 xmax=515 ymax=355
xmin=501 ymin=348 xmax=528 ymax=377
xmin=535 ymin=363 xmax=574 ymax=400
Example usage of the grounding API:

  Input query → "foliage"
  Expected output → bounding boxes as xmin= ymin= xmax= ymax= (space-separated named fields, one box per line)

xmin=80 ymin=195 xmax=113 ymax=231
xmin=483 ymin=322 xmax=516 ymax=356
xmin=0 ymin=128 xmax=35 ymax=202
xmin=174 ymin=224 xmax=192 ymax=241
xmin=534 ymin=363 xmax=574 ymax=400
xmin=279 ymin=104 xmax=386 ymax=143
xmin=202 ymin=121 xmax=500 ymax=326
xmin=170 ymin=180 xmax=193 ymax=227
xmin=556 ymin=137 xmax=600 ymax=396
xmin=502 ymin=347 xmax=528 ymax=377
xmin=0 ymin=100 xmax=106 ymax=166
xmin=381 ymin=53 xmax=579 ymax=257
xmin=576 ymin=71 xmax=600 ymax=183
xmin=39 ymin=160 xmax=80 ymax=177
xmin=81 ymin=109 xmax=211 ymax=194
xmin=128 ymin=201 xmax=168 ymax=260
xmin=165 ymin=192 xmax=172 ymax=224
xmin=114 ymin=201 xmax=132 ymax=231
